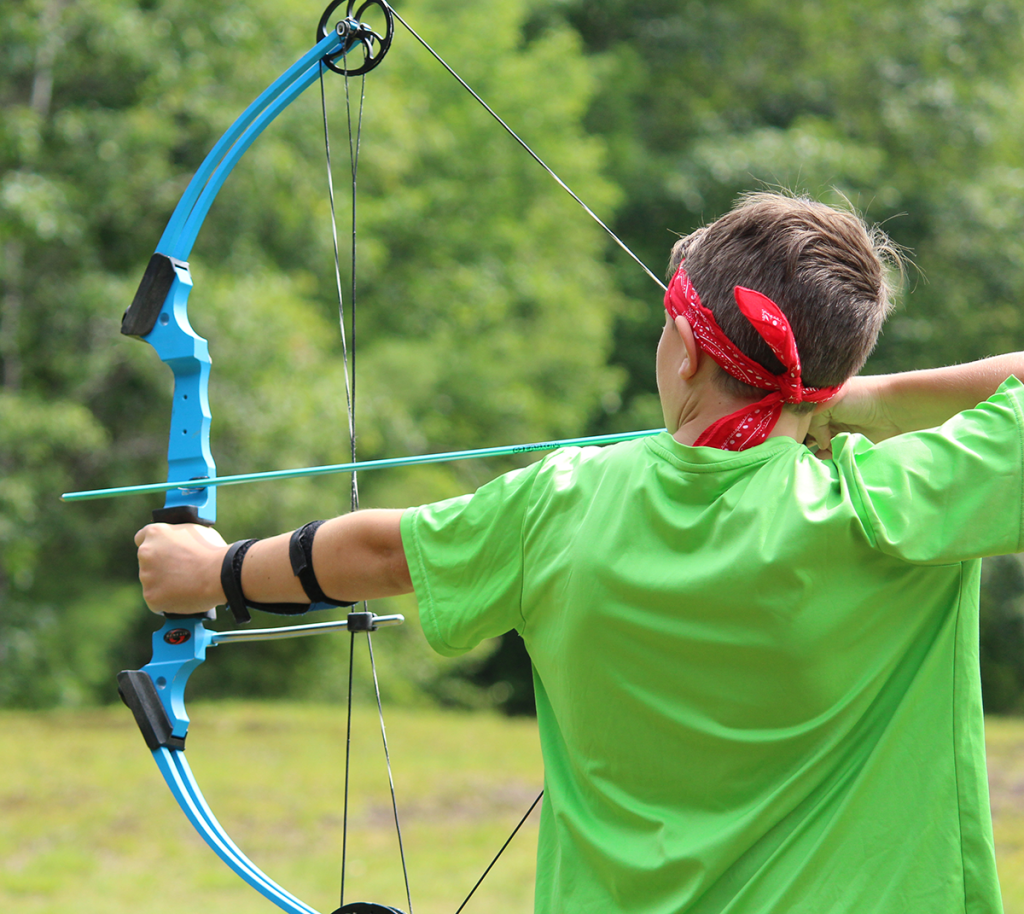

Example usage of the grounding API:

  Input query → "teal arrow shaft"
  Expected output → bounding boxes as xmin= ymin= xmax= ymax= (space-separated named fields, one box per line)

xmin=62 ymin=428 xmax=663 ymax=503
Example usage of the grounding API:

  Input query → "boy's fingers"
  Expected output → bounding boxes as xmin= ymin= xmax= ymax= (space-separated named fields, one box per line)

xmin=804 ymin=415 xmax=832 ymax=451
xmin=151 ymin=525 xmax=227 ymax=615
xmin=195 ymin=524 xmax=228 ymax=548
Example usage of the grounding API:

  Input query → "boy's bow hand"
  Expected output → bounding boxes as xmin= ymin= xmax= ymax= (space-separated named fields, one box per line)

xmin=134 ymin=522 xmax=229 ymax=616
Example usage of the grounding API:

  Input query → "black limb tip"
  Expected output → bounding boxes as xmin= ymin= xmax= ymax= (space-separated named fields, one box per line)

xmin=317 ymin=0 xmax=394 ymax=76
xmin=122 ymin=253 xmax=190 ymax=338
xmin=346 ymin=611 xmax=378 ymax=632
xmin=117 ymin=670 xmax=186 ymax=752
xmin=333 ymin=904 xmax=407 ymax=914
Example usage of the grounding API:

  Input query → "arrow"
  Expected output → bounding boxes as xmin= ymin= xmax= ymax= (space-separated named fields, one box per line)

xmin=62 ymin=428 xmax=663 ymax=503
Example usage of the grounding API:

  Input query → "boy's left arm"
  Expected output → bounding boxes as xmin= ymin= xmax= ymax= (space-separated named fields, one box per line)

xmin=134 ymin=509 xmax=411 ymax=617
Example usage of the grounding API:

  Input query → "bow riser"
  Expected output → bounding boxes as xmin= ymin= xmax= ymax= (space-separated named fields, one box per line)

xmin=151 ymin=264 xmax=217 ymax=523
xmin=116 ymin=620 xmax=211 ymax=748
xmin=118 ymin=612 xmax=402 ymax=914
xmin=144 ymin=618 xmax=213 ymax=739
xmin=122 ymin=30 xmax=348 ymax=528
xmin=121 ymin=254 xmax=216 ymax=524
xmin=118 ymin=623 xmax=324 ymax=912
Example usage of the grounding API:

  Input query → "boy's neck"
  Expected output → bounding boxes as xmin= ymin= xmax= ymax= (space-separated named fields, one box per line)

xmin=671 ymin=409 xmax=812 ymax=449
xmin=659 ymin=314 xmax=814 ymax=449
xmin=668 ymin=373 xmax=814 ymax=449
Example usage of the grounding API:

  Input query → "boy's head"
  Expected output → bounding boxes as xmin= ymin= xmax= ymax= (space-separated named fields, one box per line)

xmin=667 ymin=193 xmax=901 ymax=412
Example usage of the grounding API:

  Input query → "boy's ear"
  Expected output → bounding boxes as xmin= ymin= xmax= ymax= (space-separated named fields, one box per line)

xmin=673 ymin=315 xmax=701 ymax=380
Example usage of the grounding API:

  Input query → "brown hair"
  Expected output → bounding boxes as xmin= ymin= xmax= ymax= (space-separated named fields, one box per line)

xmin=667 ymin=193 xmax=901 ymax=411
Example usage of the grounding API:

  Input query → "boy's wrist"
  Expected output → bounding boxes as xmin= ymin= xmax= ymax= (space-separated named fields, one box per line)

xmin=205 ymin=543 xmax=230 ymax=609
xmin=814 ymin=375 xmax=899 ymax=443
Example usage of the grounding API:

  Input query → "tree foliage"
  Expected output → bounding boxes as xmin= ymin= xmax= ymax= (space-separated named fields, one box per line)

xmin=4 ymin=0 xmax=1024 ymax=711
xmin=0 ymin=0 xmax=622 ymax=706
xmin=553 ymin=0 xmax=1024 ymax=428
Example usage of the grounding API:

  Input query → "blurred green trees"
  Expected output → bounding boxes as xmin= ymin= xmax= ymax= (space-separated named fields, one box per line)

xmin=0 ymin=0 xmax=623 ymax=706
xmin=556 ymin=0 xmax=1024 ymax=429
xmin=3 ymin=0 xmax=1024 ymax=712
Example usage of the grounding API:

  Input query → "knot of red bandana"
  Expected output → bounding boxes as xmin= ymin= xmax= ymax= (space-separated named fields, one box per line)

xmin=663 ymin=266 xmax=842 ymax=451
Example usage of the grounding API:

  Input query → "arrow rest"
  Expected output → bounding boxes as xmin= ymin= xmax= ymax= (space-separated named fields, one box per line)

xmin=318 ymin=0 xmax=395 ymax=76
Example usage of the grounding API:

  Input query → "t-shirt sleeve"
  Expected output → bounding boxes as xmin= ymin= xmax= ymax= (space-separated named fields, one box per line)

xmin=401 ymin=460 xmax=545 ymax=656
xmin=831 ymin=376 xmax=1024 ymax=563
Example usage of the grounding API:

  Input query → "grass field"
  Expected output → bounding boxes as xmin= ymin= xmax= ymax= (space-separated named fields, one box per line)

xmin=2 ymin=703 xmax=1023 ymax=913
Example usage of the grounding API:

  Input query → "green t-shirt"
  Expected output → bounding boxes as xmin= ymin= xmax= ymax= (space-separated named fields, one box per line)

xmin=401 ymin=379 xmax=1024 ymax=914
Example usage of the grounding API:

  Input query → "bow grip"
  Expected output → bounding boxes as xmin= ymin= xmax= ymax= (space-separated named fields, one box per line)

xmin=154 ymin=506 xmax=219 ymax=622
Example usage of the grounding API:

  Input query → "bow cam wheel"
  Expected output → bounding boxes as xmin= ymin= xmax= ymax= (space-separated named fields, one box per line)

xmin=318 ymin=0 xmax=395 ymax=76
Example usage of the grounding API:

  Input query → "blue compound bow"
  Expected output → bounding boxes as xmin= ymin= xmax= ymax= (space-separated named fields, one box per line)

xmin=115 ymin=5 xmax=405 ymax=913
xmin=110 ymin=2 xmax=666 ymax=910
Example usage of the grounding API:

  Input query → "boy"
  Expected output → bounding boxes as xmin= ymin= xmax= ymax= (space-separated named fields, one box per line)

xmin=137 ymin=193 xmax=1023 ymax=913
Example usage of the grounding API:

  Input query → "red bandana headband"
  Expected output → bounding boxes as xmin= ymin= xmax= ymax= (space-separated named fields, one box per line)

xmin=663 ymin=266 xmax=842 ymax=451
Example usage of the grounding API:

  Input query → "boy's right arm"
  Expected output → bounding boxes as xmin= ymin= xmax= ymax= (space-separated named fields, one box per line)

xmin=806 ymin=353 xmax=1024 ymax=454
